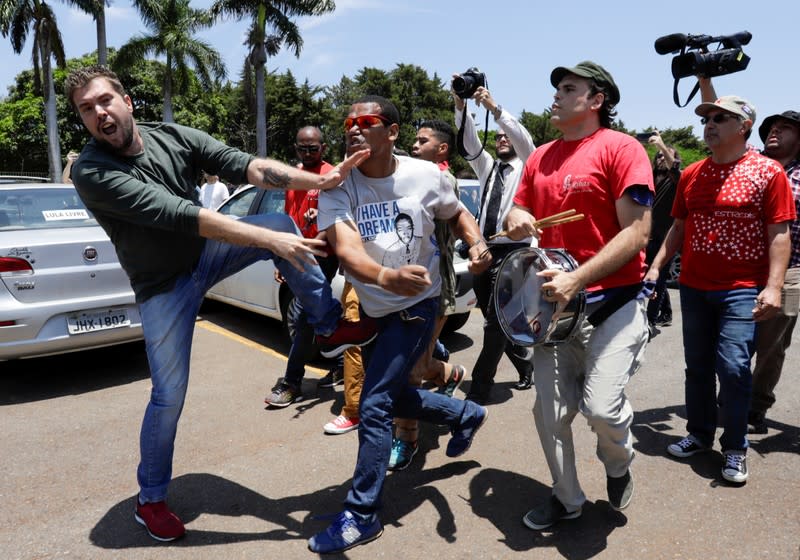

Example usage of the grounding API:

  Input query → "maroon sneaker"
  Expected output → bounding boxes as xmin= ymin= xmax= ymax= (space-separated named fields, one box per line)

xmin=135 ymin=499 xmax=186 ymax=541
xmin=317 ymin=316 xmax=378 ymax=358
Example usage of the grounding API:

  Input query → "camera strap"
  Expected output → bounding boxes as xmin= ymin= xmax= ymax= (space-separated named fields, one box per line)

xmin=673 ymin=78 xmax=701 ymax=108
xmin=456 ymin=105 xmax=491 ymax=161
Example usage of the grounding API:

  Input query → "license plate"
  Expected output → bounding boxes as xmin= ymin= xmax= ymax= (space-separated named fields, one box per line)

xmin=67 ymin=308 xmax=131 ymax=335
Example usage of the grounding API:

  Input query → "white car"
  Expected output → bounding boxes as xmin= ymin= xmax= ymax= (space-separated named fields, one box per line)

xmin=205 ymin=186 xmax=478 ymax=346
xmin=0 ymin=181 xmax=143 ymax=360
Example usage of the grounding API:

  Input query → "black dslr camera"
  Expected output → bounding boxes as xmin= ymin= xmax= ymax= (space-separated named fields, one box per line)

xmin=452 ymin=68 xmax=487 ymax=99
xmin=654 ymin=31 xmax=751 ymax=79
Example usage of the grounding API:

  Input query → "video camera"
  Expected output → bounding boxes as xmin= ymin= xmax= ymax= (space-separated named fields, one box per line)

xmin=654 ymin=31 xmax=752 ymax=107
xmin=452 ymin=68 xmax=487 ymax=100
xmin=654 ymin=31 xmax=751 ymax=79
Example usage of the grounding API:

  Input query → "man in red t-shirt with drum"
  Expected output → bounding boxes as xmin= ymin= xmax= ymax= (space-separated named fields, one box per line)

xmin=649 ymin=96 xmax=794 ymax=484
xmin=504 ymin=61 xmax=654 ymax=530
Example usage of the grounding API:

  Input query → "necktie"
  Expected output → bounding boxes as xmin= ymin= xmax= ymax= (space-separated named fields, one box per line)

xmin=482 ymin=162 xmax=510 ymax=238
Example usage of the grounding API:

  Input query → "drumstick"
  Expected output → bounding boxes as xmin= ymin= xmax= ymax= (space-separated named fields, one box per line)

xmin=538 ymin=213 xmax=585 ymax=228
xmin=534 ymin=208 xmax=577 ymax=226
xmin=488 ymin=210 xmax=584 ymax=240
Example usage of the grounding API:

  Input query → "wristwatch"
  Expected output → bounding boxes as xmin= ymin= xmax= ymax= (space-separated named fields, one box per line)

xmin=492 ymin=105 xmax=503 ymax=120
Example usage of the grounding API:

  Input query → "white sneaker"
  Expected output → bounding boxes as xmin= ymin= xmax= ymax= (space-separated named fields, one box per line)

xmin=323 ymin=415 xmax=359 ymax=435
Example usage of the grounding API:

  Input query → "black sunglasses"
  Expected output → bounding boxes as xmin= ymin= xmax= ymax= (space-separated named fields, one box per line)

xmin=700 ymin=113 xmax=740 ymax=125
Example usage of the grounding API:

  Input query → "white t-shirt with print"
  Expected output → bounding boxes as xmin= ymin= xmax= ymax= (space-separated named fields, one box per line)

xmin=318 ymin=156 xmax=460 ymax=317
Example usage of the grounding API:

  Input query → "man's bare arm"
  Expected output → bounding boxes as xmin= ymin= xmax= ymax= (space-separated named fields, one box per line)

xmin=245 ymin=149 xmax=370 ymax=191
xmin=327 ymin=220 xmax=430 ymax=297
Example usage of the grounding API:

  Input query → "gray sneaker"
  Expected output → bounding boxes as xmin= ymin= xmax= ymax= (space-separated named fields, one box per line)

xmin=522 ymin=495 xmax=582 ymax=530
xmin=318 ymin=367 xmax=344 ymax=388
xmin=667 ymin=435 xmax=709 ymax=458
xmin=721 ymin=451 xmax=748 ymax=483
xmin=607 ymin=469 xmax=634 ymax=511
xmin=264 ymin=379 xmax=302 ymax=408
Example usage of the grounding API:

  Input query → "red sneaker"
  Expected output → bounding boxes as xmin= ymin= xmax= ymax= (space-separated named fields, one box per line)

xmin=317 ymin=316 xmax=378 ymax=358
xmin=324 ymin=415 xmax=360 ymax=435
xmin=135 ymin=499 xmax=186 ymax=541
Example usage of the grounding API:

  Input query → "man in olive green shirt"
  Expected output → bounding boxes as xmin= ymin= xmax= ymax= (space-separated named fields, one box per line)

xmin=65 ymin=65 xmax=371 ymax=542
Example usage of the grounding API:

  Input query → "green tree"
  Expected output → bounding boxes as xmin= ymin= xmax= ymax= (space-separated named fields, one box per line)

xmin=114 ymin=0 xmax=225 ymax=122
xmin=519 ymin=108 xmax=560 ymax=147
xmin=210 ymin=0 xmax=335 ymax=157
xmin=1 ymin=0 xmax=67 ymax=181
xmin=0 ymin=93 xmax=47 ymax=171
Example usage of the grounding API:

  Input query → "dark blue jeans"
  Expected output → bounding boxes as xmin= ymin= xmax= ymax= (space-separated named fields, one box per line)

xmin=284 ymin=254 xmax=342 ymax=385
xmin=136 ymin=213 xmax=342 ymax=502
xmin=679 ymin=285 xmax=757 ymax=452
xmin=344 ymin=297 xmax=476 ymax=517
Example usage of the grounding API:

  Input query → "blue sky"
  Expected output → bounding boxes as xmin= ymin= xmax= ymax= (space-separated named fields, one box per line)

xmin=0 ymin=0 xmax=794 ymax=149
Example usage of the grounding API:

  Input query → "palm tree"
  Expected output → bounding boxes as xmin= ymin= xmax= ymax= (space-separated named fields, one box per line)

xmin=63 ymin=0 xmax=110 ymax=65
xmin=115 ymin=0 xmax=226 ymax=122
xmin=210 ymin=0 xmax=335 ymax=156
xmin=1 ymin=0 xmax=66 ymax=181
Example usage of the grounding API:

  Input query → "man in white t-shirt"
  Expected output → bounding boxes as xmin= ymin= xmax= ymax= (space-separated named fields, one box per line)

xmin=308 ymin=95 xmax=492 ymax=554
xmin=198 ymin=173 xmax=228 ymax=209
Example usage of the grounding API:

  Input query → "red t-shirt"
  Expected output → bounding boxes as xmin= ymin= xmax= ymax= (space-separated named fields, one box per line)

xmin=514 ymin=128 xmax=654 ymax=291
xmin=285 ymin=160 xmax=335 ymax=240
xmin=672 ymin=151 xmax=795 ymax=290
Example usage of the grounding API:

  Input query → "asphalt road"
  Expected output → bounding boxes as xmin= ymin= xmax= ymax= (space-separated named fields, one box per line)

xmin=2 ymin=290 xmax=799 ymax=560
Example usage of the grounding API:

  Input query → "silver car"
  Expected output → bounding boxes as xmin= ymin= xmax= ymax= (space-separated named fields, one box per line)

xmin=206 ymin=186 xmax=477 ymax=342
xmin=0 ymin=182 xmax=143 ymax=360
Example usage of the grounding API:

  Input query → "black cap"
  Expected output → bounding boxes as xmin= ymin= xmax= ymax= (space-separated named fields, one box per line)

xmin=550 ymin=61 xmax=620 ymax=105
xmin=758 ymin=110 xmax=800 ymax=143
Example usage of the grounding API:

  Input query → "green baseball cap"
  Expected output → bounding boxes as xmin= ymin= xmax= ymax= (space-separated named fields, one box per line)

xmin=550 ymin=61 xmax=620 ymax=105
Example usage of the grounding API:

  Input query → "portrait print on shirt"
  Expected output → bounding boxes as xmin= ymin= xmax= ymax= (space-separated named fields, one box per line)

xmin=355 ymin=196 xmax=423 ymax=268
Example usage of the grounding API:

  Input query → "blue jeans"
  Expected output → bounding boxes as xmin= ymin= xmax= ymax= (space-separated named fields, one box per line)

xmin=679 ymin=285 xmax=757 ymax=452
xmin=344 ymin=297 xmax=477 ymax=517
xmin=136 ymin=213 xmax=342 ymax=502
xmin=284 ymin=254 xmax=342 ymax=385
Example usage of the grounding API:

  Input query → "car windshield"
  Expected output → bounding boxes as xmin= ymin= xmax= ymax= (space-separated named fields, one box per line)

xmin=458 ymin=181 xmax=480 ymax=217
xmin=0 ymin=187 xmax=98 ymax=230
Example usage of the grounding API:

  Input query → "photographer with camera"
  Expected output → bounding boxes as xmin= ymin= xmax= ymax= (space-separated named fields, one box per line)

xmin=643 ymin=130 xmax=682 ymax=337
xmin=648 ymin=94 xmax=794 ymax=484
xmin=452 ymin=73 xmax=535 ymax=405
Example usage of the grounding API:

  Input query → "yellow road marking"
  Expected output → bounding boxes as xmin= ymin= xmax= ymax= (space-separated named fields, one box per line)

xmin=196 ymin=319 xmax=326 ymax=375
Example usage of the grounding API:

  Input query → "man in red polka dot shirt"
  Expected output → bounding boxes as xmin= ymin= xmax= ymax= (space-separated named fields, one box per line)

xmin=647 ymin=95 xmax=795 ymax=485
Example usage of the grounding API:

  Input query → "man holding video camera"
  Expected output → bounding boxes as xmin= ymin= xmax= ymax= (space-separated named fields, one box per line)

xmin=648 ymin=94 xmax=794 ymax=484
xmin=452 ymin=75 xmax=535 ymax=405
xmin=698 ymin=79 xmax=800 ymax=435
xmin=504 ymin=61 xmax=653 ymax=530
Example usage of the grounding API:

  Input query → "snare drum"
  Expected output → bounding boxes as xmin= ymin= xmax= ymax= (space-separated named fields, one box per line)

xmin=494 ymin=247 xmax=586 ymax=346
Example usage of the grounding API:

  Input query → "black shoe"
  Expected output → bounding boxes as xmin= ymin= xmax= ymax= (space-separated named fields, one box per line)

xmin=318 ymin=366 xmax=344 ymax=388
xmin=522 ymin=495 xmax=581 ymax=530
xmin=655 ymin=316 xmax=672 ymax=327
xmin=514 ymin=372 xmax=532 ymax=391
xmin=747 ymin=410 xmax=767 ymax=434
xmin=607 ymin=469 xmax=634 ymax=511
xmin=465 ymin=392 xmax=488 ymax=406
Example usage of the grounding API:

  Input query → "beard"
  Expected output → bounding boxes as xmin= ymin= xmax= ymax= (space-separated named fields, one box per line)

xmin=95 ymin=115 xmax=136 ymax=155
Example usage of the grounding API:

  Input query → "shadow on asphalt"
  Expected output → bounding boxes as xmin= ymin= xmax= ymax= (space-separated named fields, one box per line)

xmin=0 ymin=341 xmax=149 ymax=405
xmin=88 ymin=466 xmax=626 ymax=557
xmin=632 ymin=403 xmax=800 ymax=484
xmin=467 ymin=468 xmax=626 ymax=558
